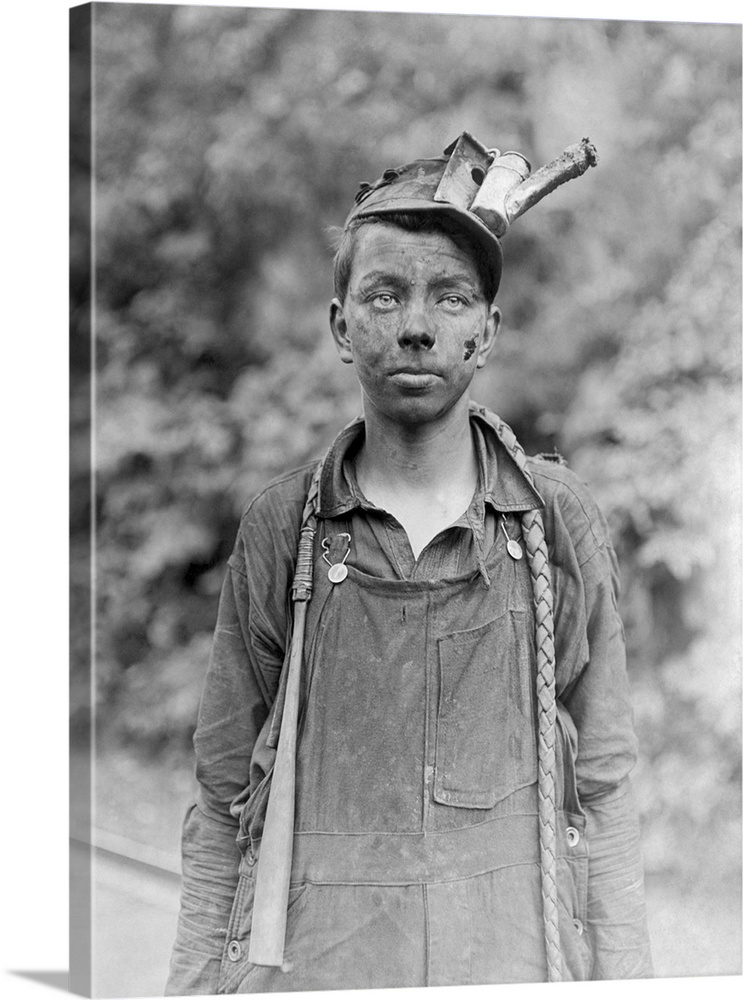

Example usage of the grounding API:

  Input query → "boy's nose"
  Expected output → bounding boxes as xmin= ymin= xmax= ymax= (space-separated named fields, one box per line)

xmin=397 ymin=304 xmax=435 ymax=349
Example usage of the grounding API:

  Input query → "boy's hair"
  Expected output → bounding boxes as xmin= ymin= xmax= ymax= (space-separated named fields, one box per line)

xmin=331 ymin=212 xmax=497 ymax=306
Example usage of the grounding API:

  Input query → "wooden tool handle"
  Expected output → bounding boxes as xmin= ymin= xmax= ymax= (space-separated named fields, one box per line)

xmin=247 ymin=600 xmax=308 ymax=966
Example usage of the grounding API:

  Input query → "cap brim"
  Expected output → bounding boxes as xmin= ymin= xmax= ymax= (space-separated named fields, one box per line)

xmin=350 ymin=197 xmax=503 ymax=295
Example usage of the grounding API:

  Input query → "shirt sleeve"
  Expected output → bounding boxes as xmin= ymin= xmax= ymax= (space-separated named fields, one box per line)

xmin=165 ymin=555 xmax=283 ymax=995
xmin=562 ymin=532 xmax=654 ymax=980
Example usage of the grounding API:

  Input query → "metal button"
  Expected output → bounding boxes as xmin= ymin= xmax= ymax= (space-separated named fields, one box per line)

xmin=566 ymin=826 xmax=580 ymax=847
xmin=573 ymin=918 xmax=584 ymax=936
xmin=227 ymin=940 xmax=242 ymax=962
xmin=246 ymin=850 xmax=256 ymax=867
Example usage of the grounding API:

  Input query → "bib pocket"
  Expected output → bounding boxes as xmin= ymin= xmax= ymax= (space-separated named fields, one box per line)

xmin=434 ymin=609 xmax=537 ymax=809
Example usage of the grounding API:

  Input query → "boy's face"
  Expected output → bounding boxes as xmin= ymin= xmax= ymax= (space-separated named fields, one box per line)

xmin=330 ymin=222 xmax=500 ymax=428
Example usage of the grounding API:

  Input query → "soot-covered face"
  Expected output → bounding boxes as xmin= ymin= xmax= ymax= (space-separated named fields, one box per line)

xmin=329 ymin=222 xmax=500 ymax=428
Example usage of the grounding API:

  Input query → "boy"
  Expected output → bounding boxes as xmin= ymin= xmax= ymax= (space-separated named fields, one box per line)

xmin=166 ymin=132 xmax=653 ymax=993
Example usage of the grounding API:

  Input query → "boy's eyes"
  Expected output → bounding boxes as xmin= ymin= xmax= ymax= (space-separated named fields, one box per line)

xmin=368 ymin=292 xmax=469 ymax=309
xmin=371 ymin=292 xmax=397 ymax=308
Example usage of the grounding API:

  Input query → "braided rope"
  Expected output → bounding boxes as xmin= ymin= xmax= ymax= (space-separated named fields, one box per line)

xmin=492 ymin=416 xmax=562 ymax=983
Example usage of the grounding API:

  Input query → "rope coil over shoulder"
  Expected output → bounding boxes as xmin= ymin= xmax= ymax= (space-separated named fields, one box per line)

xmin=248 ymin=418 xmax=562 ymax=981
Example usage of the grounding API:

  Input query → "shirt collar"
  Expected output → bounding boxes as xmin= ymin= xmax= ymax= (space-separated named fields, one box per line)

xmin=315 ymin=403 xmax=543 ymax=519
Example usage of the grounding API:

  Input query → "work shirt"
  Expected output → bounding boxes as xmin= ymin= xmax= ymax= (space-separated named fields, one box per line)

xmin=166 ymin=403 xmax=653 ymax=994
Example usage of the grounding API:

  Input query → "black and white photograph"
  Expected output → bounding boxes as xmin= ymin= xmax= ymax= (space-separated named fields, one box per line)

xmin=27 ymin=0 xmax=743 ymax=996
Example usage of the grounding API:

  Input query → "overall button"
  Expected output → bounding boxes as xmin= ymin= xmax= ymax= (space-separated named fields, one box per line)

xmin=566 ymin=826 xmax=580 ymax=847
xmin=246 ymin=850 xmax=256 ymax=867
xmin=573 ymin=918 xmax=584 ymax=936
xmin=227 ymin=940 xmax=242 ymax=962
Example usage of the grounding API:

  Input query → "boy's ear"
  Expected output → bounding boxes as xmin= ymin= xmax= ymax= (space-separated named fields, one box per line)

xmin=476 ymin=304 xmax=501 ymax=369
xmin=330 ymin=298 xmax=353 ymax=364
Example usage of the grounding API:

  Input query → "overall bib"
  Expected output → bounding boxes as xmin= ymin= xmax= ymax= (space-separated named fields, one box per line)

xmin=217 ymin=518 xmax=592 ymax=992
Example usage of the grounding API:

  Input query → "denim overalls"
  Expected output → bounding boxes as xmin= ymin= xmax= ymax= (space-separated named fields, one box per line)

xmin=215 ymin=507 xmax=592 ymax=992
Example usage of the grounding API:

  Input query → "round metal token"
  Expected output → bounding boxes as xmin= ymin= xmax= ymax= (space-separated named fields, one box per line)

xmin=506 ymin=539 xmax=523 ymax=560
xmin=328 ymin=563 xmax=349 ymax=584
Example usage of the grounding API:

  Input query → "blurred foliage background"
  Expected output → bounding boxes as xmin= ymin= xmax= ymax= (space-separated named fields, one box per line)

xmin=70 ymin=2 xmax=741 ymax=978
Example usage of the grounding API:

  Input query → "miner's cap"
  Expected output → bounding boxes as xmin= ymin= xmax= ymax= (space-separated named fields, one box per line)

xmin=343 ymin=132 xmax=599 ymax=299
xmin=345 ymin=153 xmax=505 ymax=296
